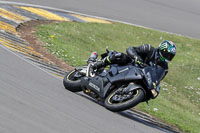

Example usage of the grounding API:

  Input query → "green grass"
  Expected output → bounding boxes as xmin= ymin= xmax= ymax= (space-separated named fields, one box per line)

xmin=35 ymin=22 xmax=200 ymax=133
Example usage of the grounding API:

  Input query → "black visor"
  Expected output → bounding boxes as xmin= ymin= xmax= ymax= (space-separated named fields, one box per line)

xmin=160 ymin=50 xmax=175 ymax=62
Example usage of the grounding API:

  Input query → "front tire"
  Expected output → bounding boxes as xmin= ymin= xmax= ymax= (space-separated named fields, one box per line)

xmin=63 ymin=69 xmax=83 ymax=92
xmin=104 ymin=87 xmax=145 ymax=112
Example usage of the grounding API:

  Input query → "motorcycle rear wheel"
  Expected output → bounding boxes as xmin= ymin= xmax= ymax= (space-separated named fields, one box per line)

xmin=63 ymin=69 xmax=83 ymax=92
xmin=104 ymin=86 xmax=144 ymax=112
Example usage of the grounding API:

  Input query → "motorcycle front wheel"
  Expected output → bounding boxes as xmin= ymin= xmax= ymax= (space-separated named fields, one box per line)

xmin=63 ymin=69 xmax=83 ymax=92
xmin=104 ymin=85 xmax=145 ymax=112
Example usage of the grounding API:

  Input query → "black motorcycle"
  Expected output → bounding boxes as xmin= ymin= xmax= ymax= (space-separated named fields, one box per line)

xmin=63 ymin=50 xmax=164 ymax=112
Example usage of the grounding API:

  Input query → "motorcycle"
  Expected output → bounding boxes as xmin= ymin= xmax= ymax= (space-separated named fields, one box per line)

xmin=63 ymin=50 xmax=164 ymax=112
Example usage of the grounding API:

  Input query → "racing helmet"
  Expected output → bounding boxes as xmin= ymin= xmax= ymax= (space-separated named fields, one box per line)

xmin=158 ymin=40 xmax=176 ymax=62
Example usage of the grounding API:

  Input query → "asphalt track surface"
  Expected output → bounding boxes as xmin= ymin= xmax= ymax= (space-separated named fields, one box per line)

xmin=1 ymin=0 xmax=200 ymax=39
xmin=0 ymin=1 xmax=188 ymax=133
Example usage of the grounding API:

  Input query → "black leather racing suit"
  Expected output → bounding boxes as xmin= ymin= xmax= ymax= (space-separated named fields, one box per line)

xmin=126 ymin=44 xmax=168 ymax=77
xmin=126 ymin=44 xmax=168 ymax=94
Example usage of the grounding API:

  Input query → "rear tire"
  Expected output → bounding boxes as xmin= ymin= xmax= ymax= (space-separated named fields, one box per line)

xmin=63 ymin=69 xmax=83 ymax=92
xmin=104 ymin=87 xmax=145 ymax=112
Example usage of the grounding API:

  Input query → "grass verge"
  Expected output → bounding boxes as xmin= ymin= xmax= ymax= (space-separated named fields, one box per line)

xmin=35 ymin=21 xmax=200 ymax=133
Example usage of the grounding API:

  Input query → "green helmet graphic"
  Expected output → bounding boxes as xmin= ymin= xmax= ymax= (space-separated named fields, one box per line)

xmin=159 ymin=40 xmax=176 ymax=62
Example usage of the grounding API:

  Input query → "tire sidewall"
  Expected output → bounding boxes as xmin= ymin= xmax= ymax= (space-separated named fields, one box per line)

xmin=104 ymin=88 xmax=145 ymax=112
xmin=63 ymin=69 xmax=83 ymax=92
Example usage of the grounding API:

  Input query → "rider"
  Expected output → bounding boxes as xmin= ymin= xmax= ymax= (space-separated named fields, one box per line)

xmin=88 ymin=40 xmax=176 ymax=98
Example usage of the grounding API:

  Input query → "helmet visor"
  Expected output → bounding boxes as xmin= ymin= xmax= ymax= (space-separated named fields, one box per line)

xmin=160 ymin=50 xmax=175 ymax=62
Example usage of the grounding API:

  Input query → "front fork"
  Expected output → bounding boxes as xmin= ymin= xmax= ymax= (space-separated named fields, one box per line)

xmin=86 ymin=63 xmax=96 ymax=77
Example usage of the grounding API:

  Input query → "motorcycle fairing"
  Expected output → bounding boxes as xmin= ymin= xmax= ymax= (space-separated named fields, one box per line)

xmin=81 ymin=76 xmax=103 ymax=93
xmin=107 ymin=64 xmax=143 ymax=83
xmin=143 ymin=65 xmax=165 ymax=89
xmin=81 ymin=75 xmax=113 ymax=98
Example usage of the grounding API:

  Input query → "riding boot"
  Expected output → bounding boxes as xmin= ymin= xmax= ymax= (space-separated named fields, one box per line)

xmin=87 ymin=51 xmax=98 ymax=64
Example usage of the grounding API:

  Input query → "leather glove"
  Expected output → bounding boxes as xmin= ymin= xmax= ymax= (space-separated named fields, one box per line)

xmin=134 ymin=56 xmax=144 ymax=66
xmin=105 ymin=52 xmax=122 ymax=64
